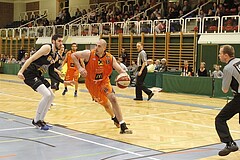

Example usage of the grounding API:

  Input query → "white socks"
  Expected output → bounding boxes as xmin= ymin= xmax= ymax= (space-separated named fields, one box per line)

xmin=35 ymin=85 xmax=54 ymax=122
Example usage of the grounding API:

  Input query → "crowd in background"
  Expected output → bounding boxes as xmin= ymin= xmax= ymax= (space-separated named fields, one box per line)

xmin=4 ymin=0 xmax=240 ymax=29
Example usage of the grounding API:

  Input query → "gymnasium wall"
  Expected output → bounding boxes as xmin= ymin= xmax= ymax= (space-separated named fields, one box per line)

xmin=0 ymin=2 xmax=14 ymax=28
xmin=197 ymin=44 xmax=240 ymax=73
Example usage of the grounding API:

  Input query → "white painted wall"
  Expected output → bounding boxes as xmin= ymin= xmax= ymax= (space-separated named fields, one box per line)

xmin=39 ymin=0 xmax=56 ymax=21
xmin=198 ymin=33 xmax=240 ymax=44
xmin=14 ymin=2 xmax=26 ymax=21
xmin=69 ymin=0 xmax=89 ymax=16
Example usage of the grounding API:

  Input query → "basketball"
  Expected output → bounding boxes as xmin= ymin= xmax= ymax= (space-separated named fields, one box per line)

xmin=115 ymin=73 xmax=130 ymax=89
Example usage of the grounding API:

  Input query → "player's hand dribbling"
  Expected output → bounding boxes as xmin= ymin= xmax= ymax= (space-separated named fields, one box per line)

xmin=79 ymin=68 xmax=87 ymax=77
xmin=17 ymin=72 xmax=25 ymax=80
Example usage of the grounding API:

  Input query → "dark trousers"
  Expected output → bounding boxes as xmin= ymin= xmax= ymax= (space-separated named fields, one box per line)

xmin=135 ymin=66 xmax=152 ymax=99
xmin=215 ymin=94 xmax=240 ymax=143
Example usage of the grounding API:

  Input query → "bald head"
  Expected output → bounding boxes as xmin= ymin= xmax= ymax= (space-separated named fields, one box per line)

xmin=95 ymin=39 xmax=107 ymax=56
xmin=99 ymin=39 xmax=107 ymax=48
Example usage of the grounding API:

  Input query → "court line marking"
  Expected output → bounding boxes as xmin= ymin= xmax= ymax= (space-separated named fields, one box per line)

xmin=1 ymin=79 xmax=224 ymax=109
xmin=1 ymin=91 xmax=239 ymax=134
xmin=0 ymin=154 xmax=16 ymax=159
xmin=0 ymin=127 xmax=33 ymax=132
xmin=49 ymin=130 xmax=160 ymax=160
xmin=146 ymin=114 xmax=240 ymax=133
xmin=0 ymin=91 xmax=217 ymax=116
xmin=1 ymin=92 xmax=239 ymax=133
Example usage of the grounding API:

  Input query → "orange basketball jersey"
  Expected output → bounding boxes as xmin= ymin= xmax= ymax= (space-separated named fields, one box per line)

xmin=66 ymin=50 xmax=77 ymax=70
xmin=85 ymin=50 xmax=113 ymax=83
xmin=85 ymin=50 xmax=113 ymax=105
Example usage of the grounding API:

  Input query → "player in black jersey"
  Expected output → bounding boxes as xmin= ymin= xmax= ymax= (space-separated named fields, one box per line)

xmin=17 ymin=34 xmax=73 ymax=130
xmin=51 ymin=44 xmax=65 ymax=93
xmin=50 ymin=44 xmax=65 ymax=107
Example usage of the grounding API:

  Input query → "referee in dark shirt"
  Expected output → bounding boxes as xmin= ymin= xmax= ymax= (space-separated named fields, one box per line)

xmin=134 ymin=42 xmax=154 ymax=101
xmin=215 ymin=45 xmax=239 ymax=156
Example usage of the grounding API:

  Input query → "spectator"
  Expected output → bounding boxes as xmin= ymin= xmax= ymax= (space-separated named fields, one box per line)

xmin=182 ymin=0 xmax=192 ymax=15
xmin=212 ymin=64 xmax=224 ymax=78
xmin=155 ymin=21 xmax=166 ymax=33
xmin=147 ymin=59 xmax=155 ymax=72
xmin=75 ymin=8 xmax=82 ymax=18
xmin=20 ymin=53 xmax=30 ymax=66
xmin=17 ymin=46 xmax=25 ymax=61
xmin=117 ymin=57 xmax=128 ymax=71
xmin=154 ymin=59 xmax=161 ymax=72
xmin=128 ymin=60 xmax=138 ymax=86
xmin=197 ymin=62 xmax=207 ymax=77
xmin=181 ymin=60 xmax=193 ymax=76
xmin=199 ymin=9 xmax=206 ymax=19
xmin=0 ymin=54 xmax=6 ymax=62
xmin=158 ymin=58 xmax=168 ymax=72
xmin=120 ymin=48 xmax=128 ymax=66
xmin=30 ymin=47 xmax=36 ymax=56
xmin=7 ymin=55 xmax=17 ymax=63
xmin=128 ymin=60 xmax=138 ymax=76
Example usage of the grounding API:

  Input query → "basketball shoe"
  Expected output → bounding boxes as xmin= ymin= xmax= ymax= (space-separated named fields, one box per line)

xmin=218 ymin=141 xmax=238 ymax=156
xmin=120 ymin=122 xmax=132 ymax=134
xmin=112 ymin=116 xmax=120 ymax=128
xmin=32 ymin=120 xmax=52 ymax=131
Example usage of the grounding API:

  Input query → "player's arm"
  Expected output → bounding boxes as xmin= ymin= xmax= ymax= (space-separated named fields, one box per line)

xmin=71 ymin=50 xmax=90 ymax=77
xmin=61 ymin=52 xmax=68 ymax=67
xmin=79 ymin=58 xmax=85 ymax=68
xmin=112 ymin=56 xmax=126 ymax=74
xmin=49 ymin=64 xmax=73 ymax=86
xmin=54 ymin=68 xmax=62 ymax=77
xmin=18 ymin=45 xmax=51 ymax=80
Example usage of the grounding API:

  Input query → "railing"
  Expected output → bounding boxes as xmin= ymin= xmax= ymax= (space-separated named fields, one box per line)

xmin=180 ymin=0 xmax=213 ymax=19
xmin=0 ymin=15 xmax=239 ymax=38
xmin=128 ymin=2 xmax=162 ymax=21
xmin=19 ymin=14 xmax=48 ymax=28
xmin=19 ymin=9 xmax=48 ymax=21
xmin=67 ymin=2 xmax=113 ymax=25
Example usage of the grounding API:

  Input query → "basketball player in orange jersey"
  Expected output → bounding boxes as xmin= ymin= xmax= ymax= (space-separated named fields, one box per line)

xmin=71 ymin=39 xmax=132 ymax=134
xmin=62 ymin=43 xmax=84 ymax=97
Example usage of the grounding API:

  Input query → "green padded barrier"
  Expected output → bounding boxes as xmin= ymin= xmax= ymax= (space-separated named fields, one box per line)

xmin=163 ymin=74 xmax=233 ymax=98
xmin=144 ymin=72 xmax=156 ymax=88
xmin=3 ymin=63 xmax=21 ymax=75
xmin=163 ymin=74 xmax=212 ymax=96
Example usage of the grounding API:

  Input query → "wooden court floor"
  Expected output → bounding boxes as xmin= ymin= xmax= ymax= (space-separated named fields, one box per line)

xmin=0 ymin=74 xmax=240 ymax=160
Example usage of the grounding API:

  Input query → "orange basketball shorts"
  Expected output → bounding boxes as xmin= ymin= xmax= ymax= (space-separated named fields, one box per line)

xmin=65 ymin=68 xmax=79 ymax=82
xmin=85 ymin=80 xmax=113 ymax=106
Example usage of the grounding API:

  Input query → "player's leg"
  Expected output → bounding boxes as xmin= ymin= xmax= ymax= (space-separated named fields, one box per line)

xmin=73 ymin=70 xmax=79 ymax=97
xmin=107 ymin=93 xmax=132 ymax=134
xmin=62 ymin=69 xmax=71 ymax=95
xmin=86 ymin=82 xmax=119 ymax=128
xmin=40 ymin=87 xmax=54 ymax=120
xmin=33 ymin=84 xmax=53 ymax=130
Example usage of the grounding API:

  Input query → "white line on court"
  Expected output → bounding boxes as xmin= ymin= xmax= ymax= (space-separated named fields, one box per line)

xmin=49 ymin=130 xmax=160 ymax=160
xmin=62 ymin=111 xmax=188 ymax=125
xmin=2 ymin=91 xmax=239 ymax=134
xmin=0 ymin=127 xmax=33 ymax=132
xmin=147 ymin=115 xmax=240 ymax=133
xmin=0 ymin=92 xmax=79 ymax=109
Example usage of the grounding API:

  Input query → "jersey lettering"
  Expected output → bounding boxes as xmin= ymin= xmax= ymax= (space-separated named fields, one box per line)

xmin=95 ymin=73 xmax=103 ymax=80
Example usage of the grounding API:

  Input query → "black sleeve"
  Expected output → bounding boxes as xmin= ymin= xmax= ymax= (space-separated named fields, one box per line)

xmin=48 ymin=64 xmax=64 ymax=83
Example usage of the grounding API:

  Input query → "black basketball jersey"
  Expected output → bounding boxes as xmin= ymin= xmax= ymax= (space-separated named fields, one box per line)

xmin=54 ymin=52 xmax=63 ymax=70
xmin=27 ymin=44 xmax=56 ymax=74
